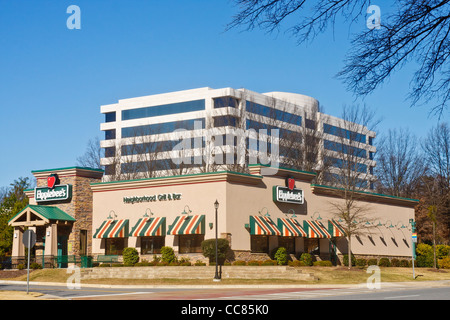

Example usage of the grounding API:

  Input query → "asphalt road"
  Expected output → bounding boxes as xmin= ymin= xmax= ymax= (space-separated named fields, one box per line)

xmin=1 ymin=281 xmax=450 ymax=300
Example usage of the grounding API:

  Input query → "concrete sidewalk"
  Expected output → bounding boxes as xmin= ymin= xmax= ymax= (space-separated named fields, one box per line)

xmin=1 ymin=279 xmax=450 ymax=290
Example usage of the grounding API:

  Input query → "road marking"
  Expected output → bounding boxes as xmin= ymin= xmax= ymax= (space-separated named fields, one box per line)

xmin=384 ymin=294 xmax=420 ymax=300
xmin=69 ymin=291 xmax=151 ymax=299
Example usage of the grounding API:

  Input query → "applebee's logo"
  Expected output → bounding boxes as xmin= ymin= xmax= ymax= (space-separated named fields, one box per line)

xmin=47 ymin=174 xmax=60 ymax=189
xmin=286 ymin=176 xmax=295 ymax=190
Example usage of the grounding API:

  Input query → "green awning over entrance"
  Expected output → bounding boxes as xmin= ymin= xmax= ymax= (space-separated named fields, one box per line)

xmin=8 ymin=205 xmax=76 ymax=226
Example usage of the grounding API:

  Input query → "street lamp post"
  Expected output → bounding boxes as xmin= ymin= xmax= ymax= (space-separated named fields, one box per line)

xmin=409 ymin=218 xmax=417 ymax=279
xmin=213 ymin=199 xmax=221 ymax=282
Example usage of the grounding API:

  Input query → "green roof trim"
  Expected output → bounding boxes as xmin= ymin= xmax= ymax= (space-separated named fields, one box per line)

xmin=31 ymin=166 xmax=104 ymax=173
xmin=91 ymin=169 xmax=263 ymax=186
xmin=310 ymin=184 xmax=419 ymax=203
xmin=248 ymin=163 xmax=317 ymax=176
xmin=8 ymin=205 xmax=76 ymax=224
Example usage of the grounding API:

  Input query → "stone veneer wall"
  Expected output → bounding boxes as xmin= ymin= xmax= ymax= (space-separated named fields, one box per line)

xmin=35 ymin=169 xmax=102 ymax=256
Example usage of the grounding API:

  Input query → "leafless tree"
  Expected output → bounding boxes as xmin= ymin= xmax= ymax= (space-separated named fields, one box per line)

xmin=323 ymin=104 xmax=380 ymax=268
xmin=76 ymin=136 xmax=103 ymax=169
xmin=420 ymin=122 xmax=450 ymax=242
xmin=228 ymin=0 xmax=450 ymax=117
xmin=375 ymin=128 xmax=427 ymax=198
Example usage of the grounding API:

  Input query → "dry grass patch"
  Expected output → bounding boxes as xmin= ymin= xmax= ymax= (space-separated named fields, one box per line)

xmin=1 ymin=267 xmax=449 ymax=286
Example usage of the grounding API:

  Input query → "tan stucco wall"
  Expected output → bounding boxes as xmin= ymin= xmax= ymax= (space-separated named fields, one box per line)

xmin=91 ymin=168 xmax=416 ymax=259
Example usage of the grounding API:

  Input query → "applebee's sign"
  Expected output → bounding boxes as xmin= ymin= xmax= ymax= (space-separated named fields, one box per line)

xmin=272 ymin=177 xmax=304 ymax=204
xmin=35 ymin=174 xmax=72 ymax=203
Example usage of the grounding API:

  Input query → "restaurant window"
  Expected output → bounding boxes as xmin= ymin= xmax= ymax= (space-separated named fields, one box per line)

xmin=141 ymin=237 xmax=165 ymax=254
xmin=304 ymin=238 xmax=320 ymax=255
xmin=278 ymin=236 xmax=295 ymax=254
xmin=179 ymin=235 xmax=204 ymax=253
xmin=79 ymin=230 xmax=87 ymax=256
xmin=105 ymin=238 xmax=126 ymax=255
xmin=250 ymin=235 xmax=269 ymax=253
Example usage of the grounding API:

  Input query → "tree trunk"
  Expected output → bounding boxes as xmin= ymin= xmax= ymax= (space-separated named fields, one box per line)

xmin=433 ymin=221 xmax=437 ymax=269
xmin=348 ymin=235 xmax=352 ymax=270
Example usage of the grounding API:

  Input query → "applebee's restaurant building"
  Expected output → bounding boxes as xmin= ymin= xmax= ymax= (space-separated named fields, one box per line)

xmin=9 ymin=165 xmax=418 ymax=267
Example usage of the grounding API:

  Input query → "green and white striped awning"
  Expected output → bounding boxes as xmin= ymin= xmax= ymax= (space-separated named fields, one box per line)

xmin=249 ymin=216 xmax=281 ymax=236
xmin=277 ymin=218 xmax=307 ymax=237
xmin=167 ymin=215 xmax=205 ymax=235
xmin=93 ymin=219 xmax=129 ymax=239
xmin=130 ymin=217 xmax=166 ymax=237
xmin=303 ymin=220 xmax=332 ymax=238
xmin=328 ymin=219 xmax=347 ymax=237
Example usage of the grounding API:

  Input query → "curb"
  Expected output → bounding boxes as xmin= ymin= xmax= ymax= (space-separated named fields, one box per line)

xmin=1 ymin=279 xmax=450 ymax=290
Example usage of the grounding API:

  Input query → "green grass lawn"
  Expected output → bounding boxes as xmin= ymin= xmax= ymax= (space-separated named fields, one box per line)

xmin=3 ymin=266 xmax=450 ymax=286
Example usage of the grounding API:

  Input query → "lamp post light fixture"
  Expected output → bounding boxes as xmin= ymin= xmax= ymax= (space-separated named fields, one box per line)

xmin=287 ymin=209 xmax=297 ymax=218
xmin=213 ymin=199 xmax=221 ymax=282
xmin=143 ymin=208 xmax=154 ymax=218
xmin=258 ymin=207 xmax=270 ymax=217
xmin=311 ymin=212 xmax=322 ymax=220
xmin=107 ymin=210 xmax=117 ymax=220
xmin=182 ymin=205 xmax=192 ymax=216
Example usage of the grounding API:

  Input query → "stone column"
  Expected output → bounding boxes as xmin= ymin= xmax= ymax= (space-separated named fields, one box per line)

xmin=12 ymin=227 xmax=24 ymax=258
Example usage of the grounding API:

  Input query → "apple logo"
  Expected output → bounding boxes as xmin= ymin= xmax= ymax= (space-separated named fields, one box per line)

xmin=286 ymin=177 xmax=295 ymax=190
xmin=47 ymin=174 xmax=59 ymax=189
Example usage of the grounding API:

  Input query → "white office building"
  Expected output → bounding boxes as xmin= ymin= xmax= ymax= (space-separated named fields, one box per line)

xmin=100 ymin=87 xmax=376 ymax=188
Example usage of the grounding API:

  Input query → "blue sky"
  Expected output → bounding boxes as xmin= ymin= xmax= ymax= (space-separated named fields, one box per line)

xmin=0 ymin=0 xmax=443 ymax=188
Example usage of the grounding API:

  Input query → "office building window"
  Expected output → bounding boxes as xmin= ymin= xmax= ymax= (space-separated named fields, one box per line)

xmin=122 ymin=100 xmax=205 ymax=121
xmin=105 ymin=112 xmax=116 ymax=123
xmin=122 ymin=118 xmax=205 ymax=138
xmin=213 ymin=115 xmax=238 ymax=127
xmin=323 ymin=123 xmax=366 ymax=143
xmin=214 ymin=97 xmax=239 ymax=109
xmin=246 ymin=101 xmax=302 ymax=127
xmin=104 ymin=129 xmax=116 ymax=140
xmin=324 ymin=140 xmax=367 ymax=158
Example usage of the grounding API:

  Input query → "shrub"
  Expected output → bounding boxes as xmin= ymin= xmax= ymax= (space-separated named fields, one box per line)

xmin=367 ymin=259 xmax=378 ymax=266
xmin=30 ymin=262 xmax=42 ymax=270
xmin=201 ymin=239 xmax=230 ymax=265
xmin=247 ymin=260 xmax=261 ymax=266
xmin=17 ymin=264 xmax=25 ymax=270
xmin=416 ymin=243 xmax=433 ymax=257
xmin=390 ymin=258 xmax=400 ymax=267
xmin=356 ymin=259 xmax=367 ymax=267
xmin=232 ymin=260 xmax=246 ymax=266
xmin=135 ymin=260 xmax=152 ymax=267
xmin=438 ymin=257 xmax=450 ymax=269
xmin=274 ymin=247 xmax=289 ymax=265
xmin=160 ymin=246 xmax=176 ymax=264
xmin=378 ymin=258 xmax=391 ymax=267
xmin=343 ymin=254 xmax=356 ymax=267
xmin=437 ymin=245 xmax=450 ymax=259
xmin=122 ymin=247 xmax=139 ymax=266
xmin=261 ymin=259 xmax=277 ymax=266
xmin=288 ymin=260 xmax=305 ymax=267
xmin=313 ymin=260 xmax=332 ymax=267
xmin=194 ymin=260 xmax=206 ymax=266
xmin=111 ymin=263 xmax=124 ymax=267
xmin=416 ymin=254 xmax=434 ymax=268
xmin=399 ymin=259 xmax=410 ymax=267
xmin=300 ymin=253 xmax=313 ymax=266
